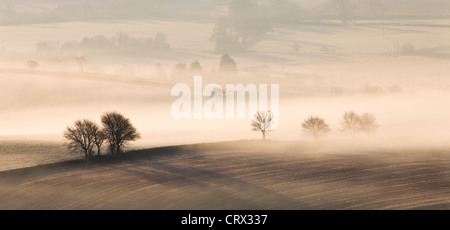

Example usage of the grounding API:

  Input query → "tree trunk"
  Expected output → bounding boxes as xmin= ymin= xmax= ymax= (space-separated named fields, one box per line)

xmin=109 ymin=145 xmax=115 ymax=155
xmin=84 ymin=149 xmax=88 ymax=159
xmin=262 ymin=131 xmax=266 ymax=140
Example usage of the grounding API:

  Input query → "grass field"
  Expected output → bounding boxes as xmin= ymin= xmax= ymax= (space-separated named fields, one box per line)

xmin=1 ymin=140 xmax=450 ymax=210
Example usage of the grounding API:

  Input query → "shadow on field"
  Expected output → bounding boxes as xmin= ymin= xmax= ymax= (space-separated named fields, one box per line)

xmin=2 ymin=140 xmax=450 ymax=209
xmin=111 ymin=157 xmax=310 ymax=209
xmin=0 ymin=140 xmax=297 ymax=180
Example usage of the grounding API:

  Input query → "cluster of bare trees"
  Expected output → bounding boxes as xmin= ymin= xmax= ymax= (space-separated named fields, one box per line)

xmin=64 ymin=112 xmax=140 ymax=159
xmin=333 ymin=0 xmax=356 ymax=26
xmin=251 ymin=110 xmax=379 ymax=141
xmin=340 ymin=111 xmax=379 ymax=137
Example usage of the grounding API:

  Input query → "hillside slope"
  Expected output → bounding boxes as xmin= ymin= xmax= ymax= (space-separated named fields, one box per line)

xmin=1 ymin=140 xmax=450 ymax=210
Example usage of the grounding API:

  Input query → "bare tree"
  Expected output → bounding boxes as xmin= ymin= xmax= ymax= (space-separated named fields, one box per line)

xmin=76 ymin=55 xmax=86 ymax=72
xmin=228 ymin=0 xmax=270 ymax=47
xmin=64 ymin=119 xmax=99 ymax=159
xmin=358 ymin=113 xmax=379 ymax=136
xmin=101 ymin=112 xmax=140 ymax=155
xmin=190 ymin=60 xmax=203 ymax=74
xmin=251 ymin=110 xmax=274 ymax=140
xmin=219 ymin=54 xmax=238 ymax=73
xmin=340 ymin=111 xmax=361 ymax=137
xmin=153 ymin=32 xmax=170 ymax=50
xmin=26 ymin=60 xmax=39 ymax=70
xmin=93 ymin=130 xmax=106 ymax=156
xmin=301 ymin=116 xmax=331 ymax=142
xmin=210 ymin=0 xmax=271 ymax=52
xmin=334 ymin=0 xmax=356 ymax=26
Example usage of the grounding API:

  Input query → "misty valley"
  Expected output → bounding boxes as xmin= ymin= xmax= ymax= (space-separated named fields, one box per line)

xmin=1 ymin=0 xmax=450 ymax=211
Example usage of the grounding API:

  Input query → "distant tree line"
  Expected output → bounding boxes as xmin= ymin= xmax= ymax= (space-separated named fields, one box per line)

xmin=171 ymin=54 xmax=239 ymax=79
xmin=210 ymin=0 xmax=309 ymax=53
xmin=251 ymin=110 xmax=379 ymax=141
xmin=35 ymin=32 xmax=170 ymax=57
xmin=23 ymin=53 xmax=239 ymax=78
xmin=1 ymin=1 xmax=165 ymax=26
xmin=209 ymin=0 xmax=376 ymax=52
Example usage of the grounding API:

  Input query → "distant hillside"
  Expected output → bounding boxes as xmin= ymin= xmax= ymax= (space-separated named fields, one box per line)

xmin=1 ymin=0 xmax=449 ymax=26
xmin=380 ymin=0 xmax=450 ymax=15
xmin=305 ymin=0 xmax=450 ymax=19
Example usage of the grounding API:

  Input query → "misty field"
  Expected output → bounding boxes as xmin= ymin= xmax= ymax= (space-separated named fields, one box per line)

xmin=1 ymin=18 xmax=450 ymax=143
xmin=1 ymin=140 xmax=450 ymax=210
xmin=1 ymin=1 xmax=450 ymax=210
xmin=0 ymin=139 xmax=79 ymax=172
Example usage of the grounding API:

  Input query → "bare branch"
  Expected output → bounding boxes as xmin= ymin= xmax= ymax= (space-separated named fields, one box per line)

xmin=251 ymin=110 xmax=274 ymax=140
xmin=301 ymin=116 xmax=331 ymax=142
xmin=101 ymin=111 xmax=140 ymax=155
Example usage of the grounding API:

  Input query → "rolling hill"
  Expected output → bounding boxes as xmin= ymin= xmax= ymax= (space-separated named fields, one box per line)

xmin=1 ymin=140 xmax=450 ymax=209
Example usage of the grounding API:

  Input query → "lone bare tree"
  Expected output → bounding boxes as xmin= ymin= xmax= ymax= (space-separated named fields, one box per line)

xmin=334 ymin=0 xmax=356 ymax=26
xmin=358 ymin=112 xmax=379 ymax=136
xmin=26 ymin=60 xmax=39 ymax=70
xmin=341 ymin=111 xmax=361 ymax=137
xmin=190 ymin=60 xmax=203 ymax=74
xmin=251 ymin=110 xmax=274 ymax=140
xmin=101 ymin=112 xmax=140 ymax=155
xmin=301 ymin=116 xmax=331 ymax=142
xmin=219 ymin=54 xmax=238 ymax=74
xmin=210 ymin=0 xmax=271 ymax=52
xmin=76 ymin=55 xmax=86 ymax=72
xmin=64 ymin=119 xmax=100 ymax=159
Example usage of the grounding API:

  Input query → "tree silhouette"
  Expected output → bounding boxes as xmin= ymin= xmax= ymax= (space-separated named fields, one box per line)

xmin=93 ymin=129 xmax=106 ymax=156
xmin=219 ymin=54 xmax=238 ymax=73
xmin=358 ymin=113 xmax=379 ymax=136
xmin=341 ymin=111 xmax=361 ymax=137
xmin=190 ymin=60 xmax=203 ymax=74
xmin=64 ymin=119 xmax=100 ymax=159
xmin=301 ymin=116 xmax=331 ymax=142
xmin=334 ymin=0 xmax=356 ymax=25
xmin=76 ymin=55 xmax=86 ymax=72
xmin=228 ymin=0 xmax=270 ymax=46
xmin=251 ymin=110 xmax=274 ymax=140
xmin=101 ymin=112 xmax=140 ymax=155
xmin=153 ymin=32 xmax=170 ymax=50
xmin=26 ymin=60 xmax=39 ymax=70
